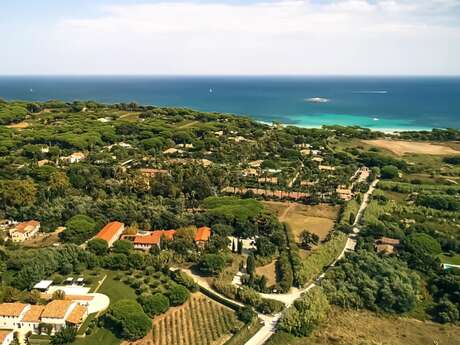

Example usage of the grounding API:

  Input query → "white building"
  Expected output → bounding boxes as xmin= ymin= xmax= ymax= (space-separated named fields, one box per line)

xmin=0 ymin=301 xmax=87 ymax=336
xmin=61 ymin=152 xmax=86 ymax=164
xmin=9 ymin=220 xmax=40 ymax=242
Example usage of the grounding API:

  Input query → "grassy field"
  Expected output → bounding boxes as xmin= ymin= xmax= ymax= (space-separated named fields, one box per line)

xmin=264 ymin=201 xmax=339 ymax=241
xmin=148 ymin=293 xmax=242 ymax=345
xmin=266 ymin=307 xmax=460 ymax=345
xmin=98 ymin=270 xmax=137 ymax=302
xmin=73 ymin=327 xmax=121 ymax=345
xmin=438 ymin=253 xmax=460 ymax=265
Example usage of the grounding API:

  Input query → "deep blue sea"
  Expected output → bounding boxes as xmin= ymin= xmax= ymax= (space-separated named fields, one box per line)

xmin=0 ymin=76 xmax=459 ymax=130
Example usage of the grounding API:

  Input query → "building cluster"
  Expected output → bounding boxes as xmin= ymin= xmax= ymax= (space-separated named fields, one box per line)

xmin=0 ymin=300 xmax=87 ymax=338
xmin=0 ymin=220 xmax=41 ymax=243
xmin=93 ymin=221 xmax=212 ymax=251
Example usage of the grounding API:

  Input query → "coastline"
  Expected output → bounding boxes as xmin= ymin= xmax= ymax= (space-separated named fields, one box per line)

xmin=257 ymin=120 xmax=435 ymax=134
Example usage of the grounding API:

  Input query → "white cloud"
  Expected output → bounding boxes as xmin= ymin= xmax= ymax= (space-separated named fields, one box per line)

xmin=16 ymin=1 xmax=460 ymax=74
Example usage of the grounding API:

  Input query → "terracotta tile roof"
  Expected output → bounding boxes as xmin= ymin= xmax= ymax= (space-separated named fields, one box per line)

xmin=66 ymin=304 xmax=87 ymax=324
xmin=0 ymin=303 xmax=28 ymax=317
xmin=15 ymin=220 xmax=40 ymax=234
xmin=133 ymin=230 xmax=176 ymax=245
xmin=0 ymin=330 xmax=13 ymax=344
xmin=378 ymin=237 xmax=400 ymax=245
xmin=95 ymin=221 xmax=124 ymax=243
xmin=22 ymin=305 xmax=45 ymax=322
xmin=41 ymin=300 xmax=74 ymax=319
xmin=195 ymin=227 xmax=211 ymax=242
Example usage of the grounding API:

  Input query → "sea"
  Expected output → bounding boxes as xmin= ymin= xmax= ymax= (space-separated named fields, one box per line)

xmin=0 ymin=76 xmax=459 ymax=131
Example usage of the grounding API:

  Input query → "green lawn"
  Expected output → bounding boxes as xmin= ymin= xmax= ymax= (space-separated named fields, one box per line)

xmin=73 ymin=327 xmax=121 ymax=345
xmin=98 ymin=270 xmax=137 ymax=303
xmin=438 ymin=253 xmax=460 ymax=265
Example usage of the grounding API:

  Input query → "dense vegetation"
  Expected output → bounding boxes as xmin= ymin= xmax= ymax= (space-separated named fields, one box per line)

xmin=0 ymin=99 xmax=459 ymax=345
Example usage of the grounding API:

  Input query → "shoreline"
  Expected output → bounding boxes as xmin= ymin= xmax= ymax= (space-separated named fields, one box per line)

xmin=257 ymin=120 xmax=435 ymax=134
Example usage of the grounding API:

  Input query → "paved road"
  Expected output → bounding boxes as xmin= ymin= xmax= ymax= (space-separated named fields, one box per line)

xmin=244 ymin=178 xmax=379 ymax=345
xmin=183 ymin=178 xmax=379 ymax=345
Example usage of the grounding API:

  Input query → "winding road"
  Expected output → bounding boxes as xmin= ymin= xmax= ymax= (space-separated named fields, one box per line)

xmin=184 ymin=177 xmax=379 ymax=345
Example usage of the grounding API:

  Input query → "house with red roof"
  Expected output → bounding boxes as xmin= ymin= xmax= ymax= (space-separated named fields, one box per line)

xmin=9 ymin=220 xmax=40 ymax=242
xmin=0 ymin=330 xmax=14 ymax=345
xmin=194 ymin=226 xmax=211 ymax=248
xmin=95 ymin=221 xmax=125 ymax=247
xmin=130 ymin=230 xmax=176 ymax=251
xmin=0 ymin=300 xmax=88 ymax=336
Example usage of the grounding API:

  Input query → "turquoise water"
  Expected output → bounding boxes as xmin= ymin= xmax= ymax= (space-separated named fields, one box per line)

xmin=0 ymin=76 xmax=459 ymax=130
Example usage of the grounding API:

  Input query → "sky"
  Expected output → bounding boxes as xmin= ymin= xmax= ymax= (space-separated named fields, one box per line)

xmin=1 ymin=0 xmax=460 ymax=75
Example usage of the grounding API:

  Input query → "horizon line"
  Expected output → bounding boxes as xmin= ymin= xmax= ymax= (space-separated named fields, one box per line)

xmin=1 ymin=74 xmax=460 ymax=78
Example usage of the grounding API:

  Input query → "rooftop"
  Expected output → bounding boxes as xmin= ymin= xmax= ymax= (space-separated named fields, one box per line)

xmin=95 ymin=221 xmax=124 ymax=243
xmin=22 ymin=305 xmax=45 ymax=323
xmin=33 ymin=280 xmax=54 ymax=290
xmin=66 ymin=304 xmax=87 ymax=324
xmin=133 ymin=230 xmax=176 ymax=245
xmin=0 ymin=330 xmax=13 ymax=344
xmin=195 ymin=227 xmax=211 ymax=242
xmin=0 ymin=303 xmax=28 ymax=317
xmin=41 ymin=300 xmax=74 ymax=319
xmin=15 ymin=220 xmax=40 ymax=234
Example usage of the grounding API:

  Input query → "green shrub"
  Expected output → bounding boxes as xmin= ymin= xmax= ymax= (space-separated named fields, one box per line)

xmin=167 ymin=284 xmax=190 ymax=306
xmin=138 ymin=293 xmax=170 ymax=317
xmin=278 ymin=287 xmax=330 ymax=337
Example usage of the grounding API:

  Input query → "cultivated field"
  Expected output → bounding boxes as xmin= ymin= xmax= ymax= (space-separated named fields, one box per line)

xmin=147 ymin=293 xmax=241 ymax=345
xmin=363 ymin=139 xmax=460 ymax=156
xmin=268 ymin=307 xmax=460 ymax=345
xmin=264 ymin=201 xmax=339 ymax=240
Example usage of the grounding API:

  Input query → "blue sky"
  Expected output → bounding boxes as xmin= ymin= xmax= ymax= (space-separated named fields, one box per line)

xmin=2 ymin=0 xmax=460 ymax=75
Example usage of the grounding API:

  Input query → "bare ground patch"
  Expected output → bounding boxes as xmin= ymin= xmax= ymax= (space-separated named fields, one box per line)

xmin=6 ymin=121 xmax=29 ymax=129
xmin=255 ymin=260 xmax=277 ymax=287
xmin=363 ymin=139 xmax=460 ymax=156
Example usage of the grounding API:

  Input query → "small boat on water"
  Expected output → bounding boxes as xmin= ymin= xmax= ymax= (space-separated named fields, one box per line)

xmin=306 ymin=97 xmax=329 ymax=103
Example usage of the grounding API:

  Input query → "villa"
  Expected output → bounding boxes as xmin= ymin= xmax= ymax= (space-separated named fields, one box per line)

xmin=94 ymin=221 xmax=125 ymax=247
xmin=9 ymin=220 xmax=40 ymax=242
xmin=60 ymin=152 xmax=86 ymax=164
xmin=0 ymin=300 xmax=87 ymax=336
xmin=130 ymin=230 xmax=176 ymax=251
